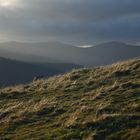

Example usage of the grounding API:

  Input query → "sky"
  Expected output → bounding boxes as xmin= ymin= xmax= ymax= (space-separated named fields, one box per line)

xmin=0 ymin=0 xmax=140 ymax=45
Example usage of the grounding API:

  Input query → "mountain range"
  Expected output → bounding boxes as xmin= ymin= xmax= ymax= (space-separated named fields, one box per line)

xmin=0 ymin=41 xmax=140 ymax=86
xmin=0 ymin=41 xmax=140 ymax=66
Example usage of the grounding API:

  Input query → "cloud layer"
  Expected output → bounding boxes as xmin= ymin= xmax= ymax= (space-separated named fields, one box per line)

xmin=0 ymin=0 xmax=140 ymax=44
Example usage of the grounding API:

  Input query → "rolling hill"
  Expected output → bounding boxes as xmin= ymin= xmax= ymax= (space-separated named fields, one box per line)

xmin=0 ymin=41 xmax=140 ymax=66
xmin=0 ymin=57 xmax=80 ymax=86
xmin=0 ymin=58 xmax=140 ymax=140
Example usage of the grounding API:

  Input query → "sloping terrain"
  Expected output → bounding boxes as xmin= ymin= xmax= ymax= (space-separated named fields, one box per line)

xmin=0 ymin=41 xmax=140 ymax=66
xmin=0 ymin=57 xmax=80 ymax=86
xmin=0 ymin=58 xmax=140 ymax=140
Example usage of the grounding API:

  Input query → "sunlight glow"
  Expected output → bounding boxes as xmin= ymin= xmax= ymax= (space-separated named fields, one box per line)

xmin=0 ymin=0 xmax=17 ymax=7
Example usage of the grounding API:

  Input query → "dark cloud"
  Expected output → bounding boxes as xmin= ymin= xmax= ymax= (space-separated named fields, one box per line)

xmin=0 ymin=0 xmax=140 ymax=44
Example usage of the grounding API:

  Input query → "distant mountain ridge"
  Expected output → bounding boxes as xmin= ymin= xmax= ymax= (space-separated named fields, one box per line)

xmin=0 ymin=41 xmax=140 ymax=66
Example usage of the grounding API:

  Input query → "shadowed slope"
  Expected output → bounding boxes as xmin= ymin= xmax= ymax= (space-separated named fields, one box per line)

xmin=0 ymin=57 xmax=80 ymax=86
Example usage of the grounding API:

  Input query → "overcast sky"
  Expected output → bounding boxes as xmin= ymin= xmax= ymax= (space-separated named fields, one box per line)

xmin=0 ymin=0 xmax=140 ymax=45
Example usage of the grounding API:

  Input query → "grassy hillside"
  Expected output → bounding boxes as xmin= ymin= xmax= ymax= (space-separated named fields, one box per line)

xmin=0 ymin=58 xmax=140 ymax=140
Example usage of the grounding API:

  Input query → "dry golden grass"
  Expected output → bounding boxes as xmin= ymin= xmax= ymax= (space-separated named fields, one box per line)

xmin=0 ymin=58 xmax=140 ymax=140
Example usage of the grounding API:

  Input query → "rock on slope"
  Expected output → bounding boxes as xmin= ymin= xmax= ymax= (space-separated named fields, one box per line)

xmin=0 ymin=58 xmax=140 ymax=140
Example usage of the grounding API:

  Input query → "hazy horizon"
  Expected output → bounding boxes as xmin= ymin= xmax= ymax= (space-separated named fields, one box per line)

xmin=0 ymin=40 xmax=140 ymax=48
